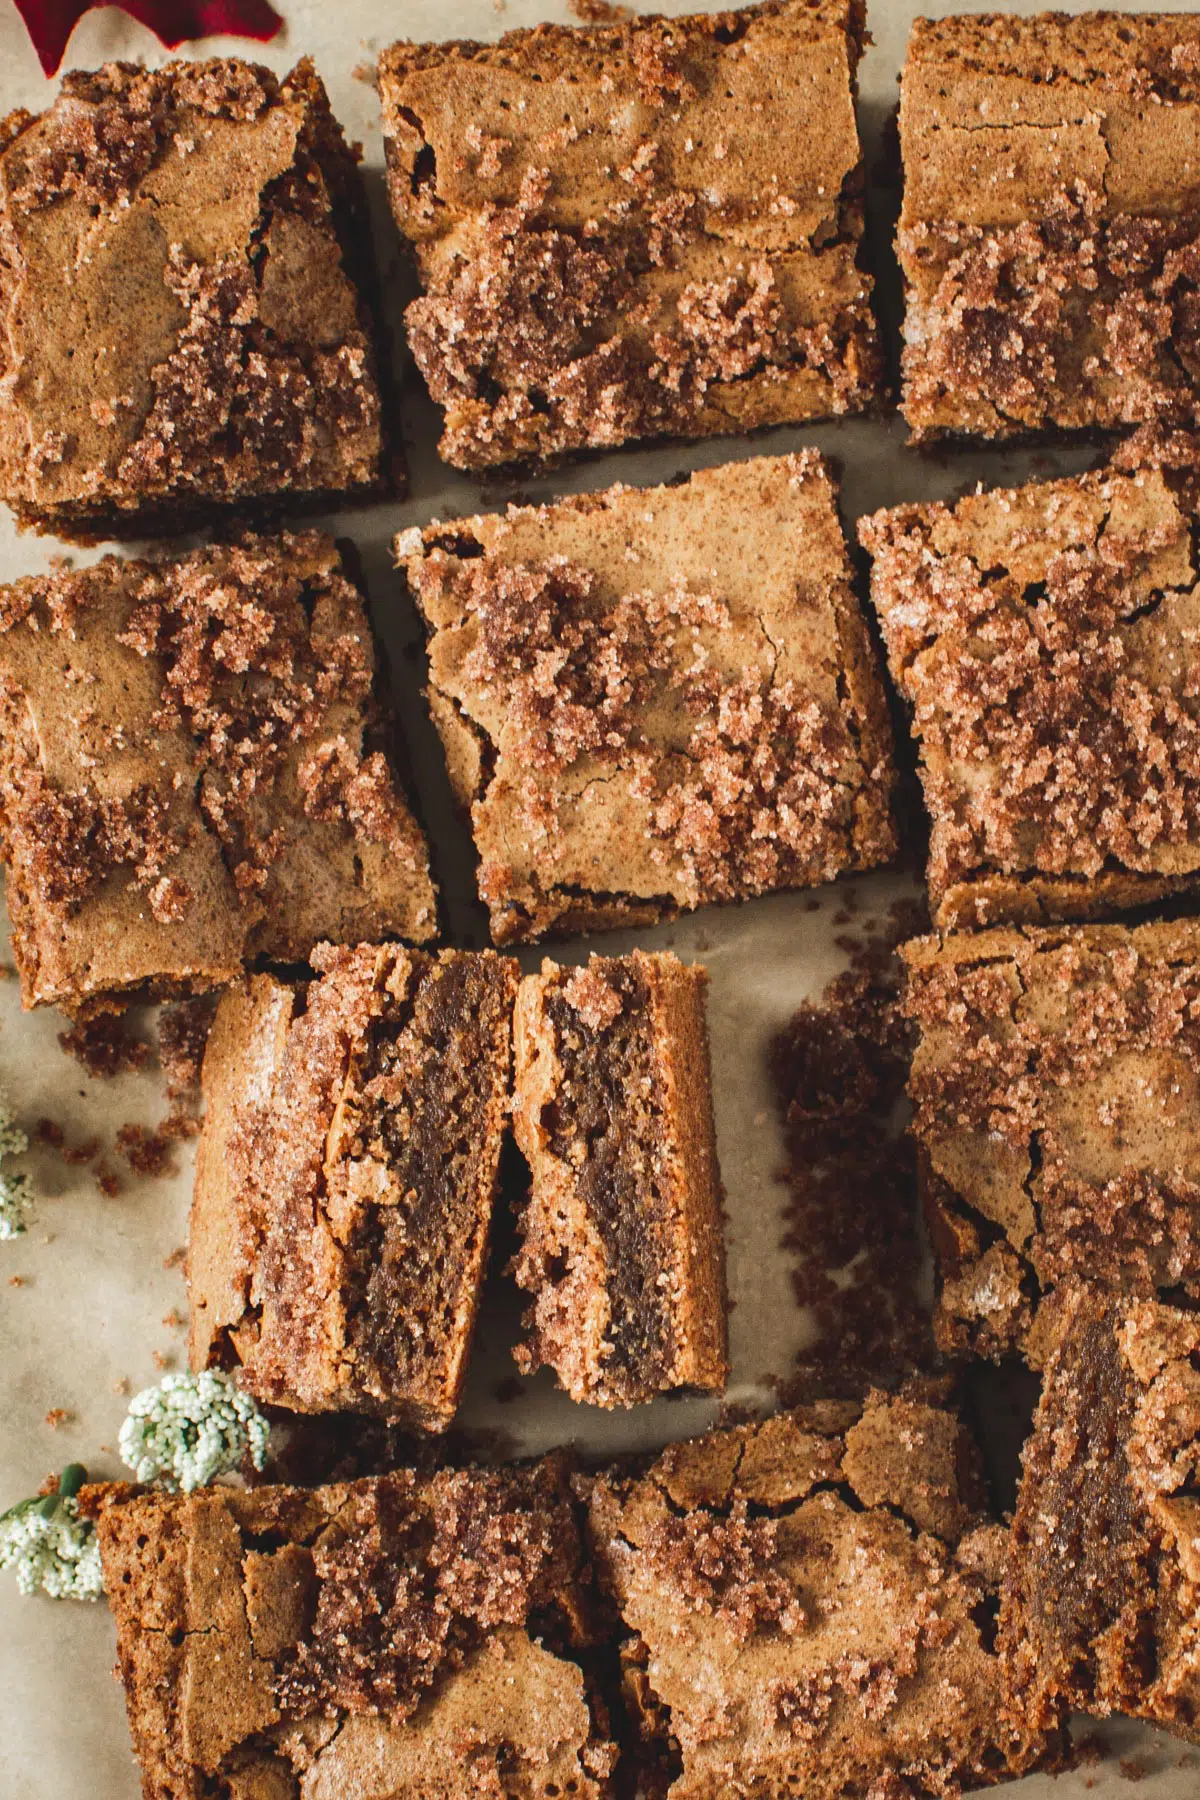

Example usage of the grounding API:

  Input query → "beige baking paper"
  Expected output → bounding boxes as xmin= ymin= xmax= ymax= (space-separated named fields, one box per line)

xmin=0 ymin=0 xmax=1197 ymax=1793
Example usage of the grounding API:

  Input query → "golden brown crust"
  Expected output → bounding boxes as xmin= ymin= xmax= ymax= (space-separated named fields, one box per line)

xmin=0 ymin=534 xmax=436 ymax=1013
xmin=0 ymin=58 xmax=390 ymax=536
xmin=401 ymin=452 xmax=897 ymax=943
xmin=859 ymin=448 xmax=1200 ymax=927
xmin=902 ymin=919 xmax=1200 ymax=1361
xmin=190 ymin=945 xmax=518 ymax=1430
xmin=378 ymin=1 xmax=879 ymax=468
xmin=87 ymin=1461 xmax=616 ymax=1800
xmin=511 ymin=950 xmax=727 ymax=1407
xmin=898 ymin=13 xmax=1200 ymax=441
xmin=587 ymin=1388 xmax=1057 ymax=1796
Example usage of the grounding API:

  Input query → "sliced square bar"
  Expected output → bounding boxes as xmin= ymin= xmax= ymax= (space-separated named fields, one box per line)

xmin=0 ymin=58 xmax=390 ymax=538
xmin=399 ymin=451 xmax=897 ymax=944
xmin=903 ymin=921 xmax=1200 ymax=1363
xmin=0 ymin=533 xmax=436 ymax=1014
xmin=85 ymin=1457 xmax=616 ymax=1799
xmin=1001 ymin=1285 xmax=1200 ymax=1741
xmin=586 ymin=1386 xmax=1057 ymax=1796
xmin=378 ymin=0 xmax=880 ymax=469
xmin=898 ymin=12 xmax=1200 ymax=441
xmin=512 ymin=951 xmax=726 ymax=1408
xmin=860 ymin=443 xmax=1200 ymax=930
xmin=190 ymin=943 xmax=517 ymax=1429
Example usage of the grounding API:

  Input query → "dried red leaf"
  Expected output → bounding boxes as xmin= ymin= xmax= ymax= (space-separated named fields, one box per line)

xmin=15 ymin=0 xmax=283 ymax=77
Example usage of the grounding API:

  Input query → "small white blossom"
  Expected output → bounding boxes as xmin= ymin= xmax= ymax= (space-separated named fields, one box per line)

xmin=119 ymin=1370 xmax=270 ymax=1492
xmin=0 ymin=1468 xmax=103 ymax=1601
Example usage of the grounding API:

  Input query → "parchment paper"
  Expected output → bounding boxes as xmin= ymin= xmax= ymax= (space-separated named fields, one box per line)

xmin=1 ymin=1 xmax=1198 ymax=1793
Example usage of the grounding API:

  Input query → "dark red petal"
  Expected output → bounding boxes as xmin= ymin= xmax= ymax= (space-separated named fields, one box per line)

xmin=14 ymin=0 xmax=283 ymax=77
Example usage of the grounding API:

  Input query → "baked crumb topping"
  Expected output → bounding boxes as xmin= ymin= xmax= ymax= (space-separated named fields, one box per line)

xmin=0 ymin=533 xmax=435 ymax=1009
xmin=379 ymin=1 xmax=880 ymax=466
xmin=861 ymin=444 xmax=1200 ymax=921
xmin=0 ymin=57 xmax=386 ymax=533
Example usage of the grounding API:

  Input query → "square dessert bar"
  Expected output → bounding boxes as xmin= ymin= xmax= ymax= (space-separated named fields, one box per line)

xmin=0 ymin=58 xmax=389 ymax=538
xmin=0 ymin=533 xmax=435 ymax=1014
xmin=1001 ymin=1285 xmax=1200 ymax=1741
xmin=898 ymin=12 xmax=1200 ymax=441
xmin=190 ymin=944 xmax=517 ymax=1430
xmin=860 ymin=444 xmax=1200 ymax=930
xmin=378 ymin=0 xmax=880 ymax=469
xmin=903 ymin=921 xmax=1200 ymax=1364
xmin=586 ymin=1386 xmax=1057 ymax=1796
xmin=399 ymin=452 xmax=897 ymax=944
xmin=511 ymin=950 xmax=727 ymax=1408
xmin=85 ymin=1458 xmax=616 ymax=1800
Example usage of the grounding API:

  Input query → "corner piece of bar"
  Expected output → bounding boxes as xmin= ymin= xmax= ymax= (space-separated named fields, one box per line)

xmin=1000 ymin=1284 xmax=1200 ymax=1742
xmin=585 ymin=1385 xmax=1059 ymax=1796
xmin=83 ymin=1456 xmax=617 ymax=1798
xmin=859 ymin=436 xmax=1200 ymax=930
xmin=0 ymin=534 xmax=435 ymax=1015
xmin=898 ymin=12 xmax=1200 ymax=441
xmin=190 ymin=943 xmax=518 ymax=1430
xmin=0 ymin=58 xmax=392 ymax=537
xmin=399 ymin=451 xmax=896 ymax=944
xmin=377 ymin=0 xmax=880 ymax=469
xmin=511 ymin=950 xmax=727 ymax=1408
xmin=901 ymin=920 xmax=1200 ymax=1363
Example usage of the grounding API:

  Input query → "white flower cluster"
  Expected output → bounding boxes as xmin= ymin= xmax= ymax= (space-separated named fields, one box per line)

xmin=118 ymin=1370 xmax=271 ymax=1493
xmin=0 ymin=1468 xmax=103 ymax=1602
xmin=0 ymin=1097 xmax=32 ymax=1240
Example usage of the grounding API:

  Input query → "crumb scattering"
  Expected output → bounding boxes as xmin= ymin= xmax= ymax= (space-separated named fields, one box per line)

xmin=772 ymin=898 xmax=933 ymax=1397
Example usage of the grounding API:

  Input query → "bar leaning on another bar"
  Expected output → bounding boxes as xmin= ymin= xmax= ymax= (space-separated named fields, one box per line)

xmin=378 ymin=0 xmax=881 ymax=469
xmin=898 ymin=11 xmax=1200 ymax=441
xmin=1000 ymin=1284 xmax=1200 ymax=1744
xmin=190 ymin=944 xmax=518 ymax=1430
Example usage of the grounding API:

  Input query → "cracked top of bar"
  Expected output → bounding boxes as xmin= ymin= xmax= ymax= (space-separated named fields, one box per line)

xmin=0 ymin=58 xmax=389 ymax=539
xmin=1001 ymin=1285 xmax=1200 ymax=1741
xmin=0 ymin=533 xmax=436 ymax=1014
xmin=902 ymin=919 xmax=1200 ymax=1363
xmin=859 ymin=436 xmax=1200 ymax=930
xmin=511 ymin=950 xmax=727 ymax=1407
xmin=898 ymin=12 xmax=1200 ymax=439
xmin=377 ymin=0 xmax=880 ymax=469
xmin=586 ymin=1385 xmax=1058 ymax=1797
xmin=398 ymin=451 xmax=896 ymax=945
xmin=85 ymin=1458 xmax=616 ymax=1800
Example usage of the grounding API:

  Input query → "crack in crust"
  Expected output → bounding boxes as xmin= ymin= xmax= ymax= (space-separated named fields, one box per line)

xmin=0 ymin=57 xmax=390 ymax=538
xmin=902 ymin=919 xmax=1200 ymax=1362
xmin=585 ymin=1387 xmax=1059 ymax=1797
xmin=85 ymin=1460 xmax=616 ymax=1800
xmin=400 ymin=451 xmax=896 ymax=944
xmin=860 ymin=439 xmax=1200 ymax=929
xmin=898 ymin=13 xmax=1200 ymax=441
xmin=378 ymin=0 xmax=880 ymax=468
